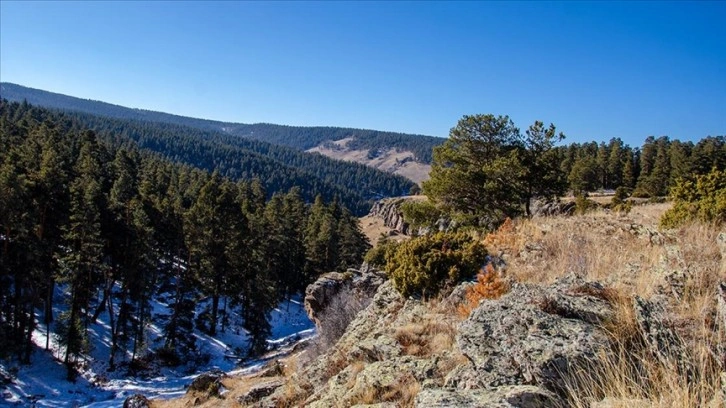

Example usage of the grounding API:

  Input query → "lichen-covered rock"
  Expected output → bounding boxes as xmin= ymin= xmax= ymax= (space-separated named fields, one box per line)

xmin=238 ymin=379 xmax=283 ymax=404
xmin=414 ymin=386 xmax=557 ymax=408
xmin=304 ymin=271 xmax=353 ymax=329
xmin=123 ymin=394 xmax=151 ymax=408
xmin=187 ymin=370 xmax=224 ymax=398
xmin=633 ymin=296 xmax=692 ymax=378
xmin=308 ymin=357 xmax=436 ymax=407
xmin=454 ymin=275 xmax=613 ymax=393
xmin=303 ymin=264 xmax=386 ymax=336
xmin=530 ymin=199 xmax=576 ymax=217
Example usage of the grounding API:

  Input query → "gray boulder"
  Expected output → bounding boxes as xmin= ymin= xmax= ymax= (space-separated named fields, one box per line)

xmin=187 ymin=370 xmax=224 ymax=396
xmin=304 ymin=265 xmax=386 ymax=330
xmin=530 ymin=199 xmax=576 ymax=217
xmin=454 ymin=275 xmax=613 ymax=394
xmin=123 ymin=394 xmax=150 ymax=408
xmin=633 ymin=296 xmax=692 ymax=378
xmin=414 ymin=386 xmax=556 ymax=408
xmin=239 ymin=379 xmax=284 ymax=404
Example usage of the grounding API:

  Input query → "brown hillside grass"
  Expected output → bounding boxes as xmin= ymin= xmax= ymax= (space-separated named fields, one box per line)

xmin=482 ymin=203 xmax=725 ymax=407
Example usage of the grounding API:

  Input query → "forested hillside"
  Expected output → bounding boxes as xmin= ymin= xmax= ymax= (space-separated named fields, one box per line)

xmin=0 ymin=82 xmax=444 ymax=163
xmin=0 ymin=100 xmax=370 ymax=380
xmin=60 ymin=110 xmax=416 ymax=215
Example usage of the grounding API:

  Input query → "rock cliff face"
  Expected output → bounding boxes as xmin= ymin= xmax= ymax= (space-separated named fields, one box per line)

xmin=368 ymin=198 xmax=412 ymax=235
xmin=303 ymin=264 xmax=386 ymax=340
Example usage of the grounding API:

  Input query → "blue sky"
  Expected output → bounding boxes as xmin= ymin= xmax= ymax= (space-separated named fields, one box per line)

xmin=1 ymin=1 xmax=724 ymax=146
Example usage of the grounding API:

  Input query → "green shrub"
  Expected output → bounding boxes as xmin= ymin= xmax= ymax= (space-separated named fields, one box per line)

xmin=400 ymin=199 xmax=442 ymax=229
xmin=611 ymin=187 xmax=633 ymax=213
xmin=574 ymin=193 xmax=597 ymax=215
xmin=660 ymin=168 xmax=726 ymax=228
xmin=384 ymin=232 xmax=487 ymax=298
xmin=363 ymin=238 xmax=400 ymax=268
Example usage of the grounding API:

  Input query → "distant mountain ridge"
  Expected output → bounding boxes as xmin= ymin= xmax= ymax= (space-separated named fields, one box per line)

xmin=1 ymin=87 xmax=422 ymax=215
xmin=0 ymin=82 xmax=444 ymax=164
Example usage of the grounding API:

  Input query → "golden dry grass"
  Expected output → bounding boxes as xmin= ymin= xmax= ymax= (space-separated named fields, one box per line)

xmin=393 ymin=319 xmax=457 ymax=357
xmin=480 ymin=203 xmax=725 ymax=407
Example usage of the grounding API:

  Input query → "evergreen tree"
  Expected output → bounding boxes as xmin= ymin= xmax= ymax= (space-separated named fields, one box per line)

xmin=622 ymin=149 xmax=637 ymax=190
xmin=423 ymin=114 xmax=524 ymax=222
xmin=607 ymin=138 xmax=625 ymax=189
xmin=59 ymin=131 xmax=106 ymax=380
xmin=520 ymin=121 xmax=566 ymax=215
xmin=669 ymin=140 xmax=693 ymax=186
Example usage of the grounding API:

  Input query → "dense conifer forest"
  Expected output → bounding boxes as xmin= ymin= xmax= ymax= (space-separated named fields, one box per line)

xmin=0 ymin=100 xmax=370 ymax=379
xmin=1 ymin=82 xmax=443 ymax=163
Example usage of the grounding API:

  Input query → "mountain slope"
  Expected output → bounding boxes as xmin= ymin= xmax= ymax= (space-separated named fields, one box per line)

xmin=0 ymin=93 xmax=417 ymax=214
xmin=307 ymin=137 xmax=432 ymax=185
xmin=0 ymin=82 xmax=444 ymax=167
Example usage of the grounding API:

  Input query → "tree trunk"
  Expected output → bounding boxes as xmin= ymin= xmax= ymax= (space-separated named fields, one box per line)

xmin=91 ymin=278 xmax=111 ymax=323
xmin=45 ymin=280 xmax=54 ymax=351
xmin=210 ymin=294 xmax=219 ymax=335
xmin=107 ymin=284 xmax=117 ymax=370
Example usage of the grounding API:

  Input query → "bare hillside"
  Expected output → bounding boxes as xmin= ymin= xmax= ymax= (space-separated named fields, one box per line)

xmin=307 ymin=138 xmax=432 ymax=185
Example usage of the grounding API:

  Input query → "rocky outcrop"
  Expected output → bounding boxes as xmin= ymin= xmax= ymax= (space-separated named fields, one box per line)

xmin=414 ymin=386 xmax=556 ymax=408
xmin=238 ymin=379 xmax=284 ymax=404
xmin=530 ymin=198 xmax=576 ymax=217
xmin=633 ymin=296 xmax=693 ymax=378
xmin=452 ymin=275 xmax=613 ymax=394
xmin=369 ymin=198 xmax=411 ymax=235
xmin=123 ymin=394 xmax=151 ymax=408
xmin=186 ymin=370 xmax=225 ymax=402
xmin=256 ymin=273 xmax=621 ymax=407
xmin=303 ymin=264 xmax=386 ymax=338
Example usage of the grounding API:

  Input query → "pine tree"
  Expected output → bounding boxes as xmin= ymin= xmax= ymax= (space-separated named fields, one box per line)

xmin=59 ymin=131 xmax=107 ymax=380
xmin=607 ymin=138 xmax=625 ymax=189
xmin=622 ymin=149 xmax=637 ymax=190
xmin=669 ymin=140 xmax=693 ymax=186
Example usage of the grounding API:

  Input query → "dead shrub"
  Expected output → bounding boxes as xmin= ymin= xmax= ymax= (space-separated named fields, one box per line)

xmin=305 ymin=286 xmax=370 ymax=361
xmin=457 ymin=264 xmax=510 ymax=317
xmin=482 ymin=217 xmax=520 ymax=254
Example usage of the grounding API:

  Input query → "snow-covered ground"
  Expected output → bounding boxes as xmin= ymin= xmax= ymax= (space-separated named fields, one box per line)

xmin=1 ymin=292 xmax=315 ymax=407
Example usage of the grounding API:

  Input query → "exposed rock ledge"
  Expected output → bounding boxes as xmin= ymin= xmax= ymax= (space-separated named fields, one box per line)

xmin=257 ymin=273 xmax=624 ymax=407
xmin=368 ymin=197 xmax=412 ymax=235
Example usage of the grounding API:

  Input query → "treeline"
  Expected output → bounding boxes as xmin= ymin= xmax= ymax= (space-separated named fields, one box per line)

xmin=0 ymin=100 xmax=370 ymax=379
xmin=558 ymin=135 xmax=725 ymax=197
xmin=55 ymin=111 xmax=416 ymax=216
xmin=1 ymin=82 xmax=443 ymax=163
xmin=423 ymin=115 xmax=726 ymax=230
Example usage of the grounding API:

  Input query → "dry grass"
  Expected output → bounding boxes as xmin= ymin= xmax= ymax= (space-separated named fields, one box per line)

xmin=481 ymin=203 xmax=725 ymax=407
xmin=345 ymin=372 xmax=421 ymax=408
xmin=394 ymin=319 xmax=457 ymax=357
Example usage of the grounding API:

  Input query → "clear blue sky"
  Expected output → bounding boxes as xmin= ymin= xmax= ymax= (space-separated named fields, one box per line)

xmin=1 ymin=1 xmax=724 ymax=146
